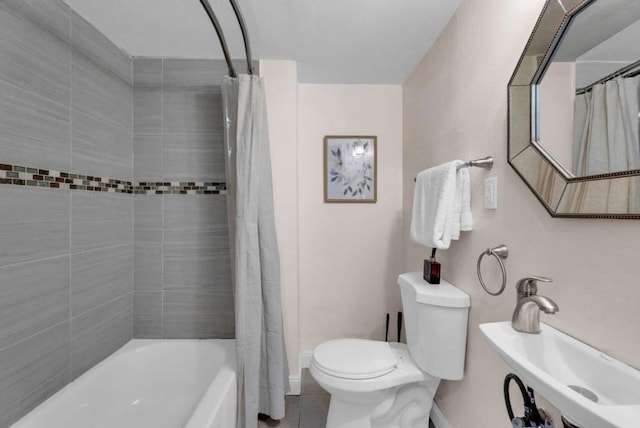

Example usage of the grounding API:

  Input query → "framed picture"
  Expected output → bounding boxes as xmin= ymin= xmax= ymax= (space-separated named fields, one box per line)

xmin=324 ymin=135 xmax=377 ymax=203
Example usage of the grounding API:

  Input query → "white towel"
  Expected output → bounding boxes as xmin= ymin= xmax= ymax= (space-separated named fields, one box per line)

xmin=410 ymin=161 xmax=462 ymax=249
xmin=450 ymin=167 xmax=464 ymax=240
xmin=459 ymin=167 xmax=473 ymax=231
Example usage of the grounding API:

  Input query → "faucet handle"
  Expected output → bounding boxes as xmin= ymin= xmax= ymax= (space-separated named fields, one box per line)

xmin=516 ymin=276 xmax=552 ymax=297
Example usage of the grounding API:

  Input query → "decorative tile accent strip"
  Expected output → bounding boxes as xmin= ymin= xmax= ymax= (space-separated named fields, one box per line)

xmin=0 ymin=163 xmax=227 ymax=195
xmin=135 ymin=182 xmax=227 ymax=195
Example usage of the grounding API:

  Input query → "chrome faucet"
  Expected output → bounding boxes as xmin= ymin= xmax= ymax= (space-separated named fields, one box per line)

xmin=512 ymin=276 xmax=558 ymax=334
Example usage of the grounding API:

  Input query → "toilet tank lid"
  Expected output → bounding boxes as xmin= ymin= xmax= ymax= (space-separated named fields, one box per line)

xmin=398 ymin=272 xmax=470 ymax=308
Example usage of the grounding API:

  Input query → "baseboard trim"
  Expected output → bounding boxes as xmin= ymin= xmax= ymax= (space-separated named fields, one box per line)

xmin=300 ymin=351 xmax=313 ymax=368
xmin=287 ymin=351 xmax=314 ymax=396
xmin=287 ymin=375 xmax=301 ymax=395
xmin=430 ymin=402 xmax=450 ymax=428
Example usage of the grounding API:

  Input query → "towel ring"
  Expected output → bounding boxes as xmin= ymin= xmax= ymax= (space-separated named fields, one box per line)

xmin=477 ymin=245 xmax=508 ymax=296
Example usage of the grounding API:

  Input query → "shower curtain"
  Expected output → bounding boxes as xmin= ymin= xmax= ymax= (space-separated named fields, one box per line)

xmin=222 ymin=75 xmax=290 ymax=428
xmin=572 ymin=75 xmax=640 ymax=212
xmin=573 ymin=76 xmax=640 ymax=175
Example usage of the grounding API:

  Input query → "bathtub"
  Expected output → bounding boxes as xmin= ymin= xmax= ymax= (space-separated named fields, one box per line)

xmin=11 ymin=339 xmax=237 ymax=428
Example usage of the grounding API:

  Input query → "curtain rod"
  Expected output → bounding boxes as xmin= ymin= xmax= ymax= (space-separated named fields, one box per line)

xmin=198 ymin=0 xmax=236 ymax=78
xmin=229 ymin=0 xmax=254 ymax=75
xmin=576 ymin=58 xmax=640 ymax=95
xmin=198 ymin=0 xmax=254 ymax=77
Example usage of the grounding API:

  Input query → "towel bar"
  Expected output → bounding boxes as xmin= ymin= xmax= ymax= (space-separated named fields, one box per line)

xmin=413 ymin=156 xmax=493 ymax=181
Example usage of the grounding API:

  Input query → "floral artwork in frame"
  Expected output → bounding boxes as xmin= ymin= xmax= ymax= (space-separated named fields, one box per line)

xmin=324 ymin=136 xmax=377 ymax=203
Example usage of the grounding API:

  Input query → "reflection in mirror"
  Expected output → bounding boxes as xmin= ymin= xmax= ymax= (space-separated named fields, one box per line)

xmin=557 ymin=175 xmax=640 ymax=214
xmin=538 ymin=0 xmax=640 ymax=177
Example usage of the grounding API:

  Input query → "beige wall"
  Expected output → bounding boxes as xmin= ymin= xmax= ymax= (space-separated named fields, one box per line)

xmin=264 ymin=65 xmax=405 ymax=378
xmin=297 ymin=84 xmax=404 ymax=353
xmin=404 ymin=0 xmax=640 ymax=426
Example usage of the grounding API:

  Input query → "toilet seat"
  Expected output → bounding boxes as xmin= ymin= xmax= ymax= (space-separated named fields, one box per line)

xmin=310 ymin=342 xmax=429 ymax=394
xmin=312 ymin=339 xmax=398 ymax=380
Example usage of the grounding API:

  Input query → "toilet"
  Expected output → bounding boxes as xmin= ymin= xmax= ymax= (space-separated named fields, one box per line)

xmin=309 ymin=272 xmax=470 ymax=428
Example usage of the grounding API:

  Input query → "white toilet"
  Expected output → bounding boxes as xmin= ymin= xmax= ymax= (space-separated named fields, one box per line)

xmin=309 ymin=272 xmax=470 ymax=428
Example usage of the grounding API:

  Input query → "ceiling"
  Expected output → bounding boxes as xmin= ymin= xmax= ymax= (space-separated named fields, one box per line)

xmin=63 ymin=0 xmax=462 ymax=84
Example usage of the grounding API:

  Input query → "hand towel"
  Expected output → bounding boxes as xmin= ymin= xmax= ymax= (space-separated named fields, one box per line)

xmin=459 ymin=167 xmax=473 ymax=232
xmin=450 ymin=167 xmax=464 ymax=240
xmin=410 ymin=160 xmax=463 ymax=249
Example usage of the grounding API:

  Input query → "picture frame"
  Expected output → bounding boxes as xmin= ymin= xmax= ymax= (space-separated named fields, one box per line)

xmin=323 ymin=135 xmax=377 ymax=203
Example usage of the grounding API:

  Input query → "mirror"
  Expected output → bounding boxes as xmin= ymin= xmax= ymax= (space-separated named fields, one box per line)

xmin=508 ymin=0 xmax=640 ymax=218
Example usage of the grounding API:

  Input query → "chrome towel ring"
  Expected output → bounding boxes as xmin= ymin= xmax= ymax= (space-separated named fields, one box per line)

xmin=477 ymin=245 xmax=508 ymax=296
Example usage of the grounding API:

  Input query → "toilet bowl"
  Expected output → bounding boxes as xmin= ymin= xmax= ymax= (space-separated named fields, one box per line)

xmin=309 ymin=272 xmax=470 ymax=428
xmin=310 ymin=339 xmax=439 ymax=428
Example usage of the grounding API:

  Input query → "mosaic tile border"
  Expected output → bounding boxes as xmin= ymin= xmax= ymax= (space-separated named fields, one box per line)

xmin=0 ymin=163 xmax=227 ymax=195
xmin=135 ymin=182 xmax=227 ymax=195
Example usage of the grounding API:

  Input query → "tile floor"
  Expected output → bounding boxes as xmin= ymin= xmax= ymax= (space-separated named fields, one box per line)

xmin=258 ymin=369 xmax=436 ymax=428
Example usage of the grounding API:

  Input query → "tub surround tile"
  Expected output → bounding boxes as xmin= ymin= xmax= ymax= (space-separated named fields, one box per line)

xmin=134 ymin=86 xmax=163 ymax=134
xmin=162 ymin=86 xmax=223 ymax=135
xmin=163 ymin=132 xmax=226 ymax=182
xmin=0 ymin=256 xmax=70 ymax=350
xmin=133 ymin=291 xmax=163 ymax=338
xmin=162 ymin=59 xmax=230 ymax=87
xmin=0 ymin=6 xmax=243 ymax=427
xmin=0 ymin=322 xmax=70 ymax=428
xmin=134 ymin=197 xmax=163 ymax=243
xmin=163 ymin=196 xmax=231 ymax=291
xmin=70 ymin=293 xmax=133 ymax=380
xmin=134 ymin=134 xmax=163 ymax=182
xmin=133 ymin=58 xmax=162 ymax=86
xmin=163 ymin=195 xmax=229 ymax=241
xmin=70 ymin=244 xmax=133 ymax=316
xmin=0 ymin=165 xmax=133 ymax=192
xmin=0 ymin=186 xmax=69 ymax=267
xmin=134 ymin=243 xmax=163 ymax=290
xmin=71 ymin=191 xmax=133 ymax=253
xmin=70 ymin=10 xmax=132 ymax=84
xmin=0 ymin=35 xmax=238 ymax=423
xmin=72 ymin=109 xmax=133 ymax=181
xmin=131 ymin=56 xmax=238 ymax=338
xmin=163 ymin=291 xmax=234 ymax=339
xmin=71 ymin=49 xmax=132 ymax=132
xmin=134 ymin=182 xmax=226 ymax=195
xmin=163 ymin=243 xmax=231 ymax=291
xmin=0 ymin=162 xmax=226 ymax=195
xmin=0 ymin=0 xmax=70 ymax=107
xmin=3 ymin=0 xmax=70 ymax=45
xmin=162 ymin=58 xmax=251 ymax=87
xmin=0 ymin=80 xmax=70 ymax=172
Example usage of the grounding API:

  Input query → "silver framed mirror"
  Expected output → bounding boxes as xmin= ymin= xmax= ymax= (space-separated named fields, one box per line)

xmin=508 ymin=0 xmax=640 ymax=219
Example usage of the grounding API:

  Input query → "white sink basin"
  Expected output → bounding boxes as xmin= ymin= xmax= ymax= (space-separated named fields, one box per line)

xmin=480 ymin=322 xmax=640 ymax=428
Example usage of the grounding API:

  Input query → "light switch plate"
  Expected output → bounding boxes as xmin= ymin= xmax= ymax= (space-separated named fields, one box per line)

xmin=484 ymin=177 xmax=497 ymax=210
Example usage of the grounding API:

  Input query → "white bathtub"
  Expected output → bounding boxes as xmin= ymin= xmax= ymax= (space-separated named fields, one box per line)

xmin=11 ymin=339 xmax=237 ymax=428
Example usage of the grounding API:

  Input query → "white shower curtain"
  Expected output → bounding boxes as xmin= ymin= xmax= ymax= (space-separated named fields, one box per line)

xmin=573 ymin=75 xmax=640 ymax=212
xmin=573 ymin=76 xmax=640 ymax=175
xmin=222 ymin=74 xmax=290 ymax=428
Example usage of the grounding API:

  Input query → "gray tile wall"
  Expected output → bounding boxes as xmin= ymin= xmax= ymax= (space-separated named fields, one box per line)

xmin=0 ymin=2 xmax=245 ymax=424
xmin=0 ymin=1 xmax=133 ymax=426
xmin=132 ymin=58 xmax=248 ymax=339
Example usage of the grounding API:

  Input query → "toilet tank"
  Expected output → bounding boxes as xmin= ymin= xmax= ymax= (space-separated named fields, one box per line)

xmin=398 ymin=272 xmax=470 ymax=380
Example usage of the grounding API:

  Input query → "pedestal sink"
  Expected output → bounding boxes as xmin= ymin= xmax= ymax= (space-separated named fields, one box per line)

xmin=480 ymin=322 xmax=640 ymax=427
